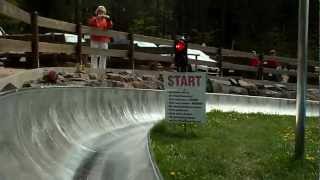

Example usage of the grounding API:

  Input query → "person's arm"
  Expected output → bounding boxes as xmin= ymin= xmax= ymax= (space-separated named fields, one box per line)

xmin=105 ymin=15 xmax=113 ymax=29
xmin=88 ymin=17 xmax=96 ymax=27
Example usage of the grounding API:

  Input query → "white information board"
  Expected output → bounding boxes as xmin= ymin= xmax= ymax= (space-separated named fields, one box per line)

xmin=164 ymin=72 xmax=207 ymax=123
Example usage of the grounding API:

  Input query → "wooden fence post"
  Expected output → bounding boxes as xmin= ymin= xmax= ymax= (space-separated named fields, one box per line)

xmin=257 ymin=54 xmax=264 ymax=80
xmin=128 ymin=33 xmax=135 ymax=72
xmin=76 ymin=23 xmax=82 ymax=68
xmin=75 ymin=0 xmax=83 ymax=70
xmin=31 ymin=11 xmax=39 ymax=68
xmin=217 ymin=47 xmax=223 ymax=76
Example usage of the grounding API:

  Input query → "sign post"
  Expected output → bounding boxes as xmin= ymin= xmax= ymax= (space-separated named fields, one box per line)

xmin=164 ymin=72 xmax=207 ymax=125
xmin=295 ymin=0 xmax=309 ymax=160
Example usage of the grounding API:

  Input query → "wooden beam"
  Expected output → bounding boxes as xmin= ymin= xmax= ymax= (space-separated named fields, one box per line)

xmin=0 ymin=38 xmax=31 ymax=53
xmin=82 ymin=46 xmax=128 ymax=58
xmin=133 ymin=34 xmax=173 ymax=46
xmin=38 ymin=16 xmax=76 ymax=33
xmin=188 ymin=43 xmax=218 ymax=54
xmin=134 ymin=52 xmax=172 ymax=62
xmin=136 ymin=47 xmax=174 ymax=54
xmin=39 ymin=42 xmax=75 ymax=54
xmin=0 ymin=0 xmax=30 ymax=24
xmin=82 ymin=26 xmax=128 ymax=38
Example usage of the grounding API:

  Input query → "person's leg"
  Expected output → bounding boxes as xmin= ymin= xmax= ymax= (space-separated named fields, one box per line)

xmin=99 ymin=42 xmax=109 ymax=70
xmin=90 ymin=41 xmax=99 ymax=69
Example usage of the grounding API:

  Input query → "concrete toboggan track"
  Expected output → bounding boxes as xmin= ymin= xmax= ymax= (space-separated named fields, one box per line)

xmin=0 ymin=86 xmax=318 ymax=180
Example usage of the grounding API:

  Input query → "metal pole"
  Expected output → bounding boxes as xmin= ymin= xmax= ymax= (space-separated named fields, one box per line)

xmin=295 ymin=0 xmax=309 ymax=160
xmin=31 ymin=11 xmax=39 ymax=68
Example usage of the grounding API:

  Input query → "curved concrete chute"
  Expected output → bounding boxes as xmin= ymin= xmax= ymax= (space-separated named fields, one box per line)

xmin=0 ymin=88 xmax=165 ymax=180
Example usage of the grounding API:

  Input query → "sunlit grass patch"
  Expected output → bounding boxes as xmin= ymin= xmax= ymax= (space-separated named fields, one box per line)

xmin=151 ymin=111 xmax=319 ymax=180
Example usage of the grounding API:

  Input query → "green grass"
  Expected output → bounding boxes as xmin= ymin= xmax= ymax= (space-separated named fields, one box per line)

xmin=150 ymin=111 xmax=319 ymax=180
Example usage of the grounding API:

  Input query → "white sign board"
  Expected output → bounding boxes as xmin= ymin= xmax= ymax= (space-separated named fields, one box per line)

xmin=164 ymin=72 xmax=207 ymax=123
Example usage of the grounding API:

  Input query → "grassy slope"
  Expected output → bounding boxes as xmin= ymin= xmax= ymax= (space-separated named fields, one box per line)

xmin=151 ymin=111 xmax=319 ymax=180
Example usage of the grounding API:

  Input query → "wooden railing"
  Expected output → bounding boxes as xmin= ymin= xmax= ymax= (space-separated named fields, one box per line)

xmin=0 ymin=0 xmax=318 ymax=79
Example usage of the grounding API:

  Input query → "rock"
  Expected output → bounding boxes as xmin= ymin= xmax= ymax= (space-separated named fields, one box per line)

xmin=57 ymin=71 xmax=66 ymax=76
xmin=259 ymin=89 xmax=283 ymax=98
xmin=142 ymin=75 xmax=155 ymax=81
xmin=69 ymin=78 xmax=87 ymax=82
xmin=212 ymin=79 xmax=231 ymax=86
xmin=89 ymin=73 xmax=98 ymax=80
xmin=210 ymin=80 xmax=223 ymax=93
xmin=132 ymin=81 xmax=145 ymax=89
xmin=73 ymin=73 xmax=82 ymax=78
xmin=80 ymin=73 xmax=90 ymax=80
xmin=1 ymin=83 xmax=17 ymax=92
xmin=118 ymin=71 xmax=130 ymax=76
xmin=144 ymin=82 xmax=159 ymax=89
xmin=43 ymin=70 xmax=58 ymax=83
xmin=106 ymin=73 xmax=125 ymax=82
xmin=64 ymin=73 xmax=75 ymax=79
xmin=230 ymin=86 xmax=248 ymax=95
xmin=307 ymin=89 xmax=320 ymax=101
xmin=281 ymin=74 xmax=290 ymax=83
xmin=85 ymin=80 xmax=102 ymax=87
xmin=57 ymin=75 xmax=66 ymax=82
xmin=123 ymin=76 xmax=135 ymax=83
xmin=229 ymin=78 xmax=239 ymax=86
xmin=275 ymin=84 xmax=288 ymax=90
xmin=22 ymin=82 xmax=32 ymax=88
xmin=111 ymin=81 xmax=126 ymax=88
xmin=264 ymin=85 xmax=283 ymax=92
xmin=238 ymin=80 xmax=256 ymax=88
xmin=287 ymin=91 xmax=296 ymax=99
xmin=156 ymin=63 xmax=164 ymax=70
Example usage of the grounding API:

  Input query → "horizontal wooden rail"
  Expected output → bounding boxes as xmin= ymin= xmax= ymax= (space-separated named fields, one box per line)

xmin=222 ymin=49 xmax=318 ymax=67
xmin=0 ymin=38 xmax=127 ymax=58
xmin=133 ymin=34 xmax=173 ymax=46
xmin=39 ymin=41 xmax=75 ymax=54
xmin=0 ymin=0 xmax=30 ymax=24
xmin=82 ymin=26 xmax=128 ymax=38
xmin=82 ymin=46 xmax=127 ymax=58
xmin=222 ymin=61 xmax=318 ymax=78
xmin=0 ymin=38 xmax=31 ymax=53
xmin=136 ymin=47 xmax=174 ymax=54
xmin=134 ymin=52 xmax=172 ymax=62
xmin=188 ymin=43 xmax=218 ymax=54
xmin=38 ymin=16 xmax=76 ymax=33
xmin=222 ymin=62 xmax=258 ymax=72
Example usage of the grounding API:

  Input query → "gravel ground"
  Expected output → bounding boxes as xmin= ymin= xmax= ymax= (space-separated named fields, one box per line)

xmin=0 ymin=67 xmax=25 ymax=78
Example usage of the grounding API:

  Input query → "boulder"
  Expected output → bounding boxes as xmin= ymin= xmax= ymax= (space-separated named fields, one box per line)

xmin=230 ymin=86 xmax=248 ymax=95
xmin=1 ymin=83 xmax=17 ymax=92
xmin=238 ymin=79 xmax=256 ymax=88
xmin=89 ymin=73 xmax=98 ymax=80
xmin=132 ymin=81 xmax=145 ymax=89
xmin=142 ymin=75 xmax=155 ymax=81
xmin=106 ymin=73 xmax=125 ymax=82
xmin=259 ymin=89 xmax=283 ymax=98
xmin=63 ymin=73 xmax=75 ymax=79
xmin=43 ymin=70 xmax=58 ymax=83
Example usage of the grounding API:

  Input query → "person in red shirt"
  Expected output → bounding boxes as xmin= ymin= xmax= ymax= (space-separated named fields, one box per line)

xmin=264 ymin=49 xmax=280 ymax=69
xmin=249 ymin=51 xmax=261 ymax=67
xmin=88 ymin=6 xmax=113 ymax=70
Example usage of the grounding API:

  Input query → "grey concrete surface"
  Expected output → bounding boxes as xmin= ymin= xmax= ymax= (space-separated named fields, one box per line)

xmin=207 ymin=93 xmax=319 ymax=117
xmin=0 ymin=88 xmax=164 ymax=180
xmin=0 ymin=87 xmax=318 ymax=180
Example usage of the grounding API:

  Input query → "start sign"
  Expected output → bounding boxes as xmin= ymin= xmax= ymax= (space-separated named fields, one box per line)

xmin=164 ymin=72 xmax=207 ymax=123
